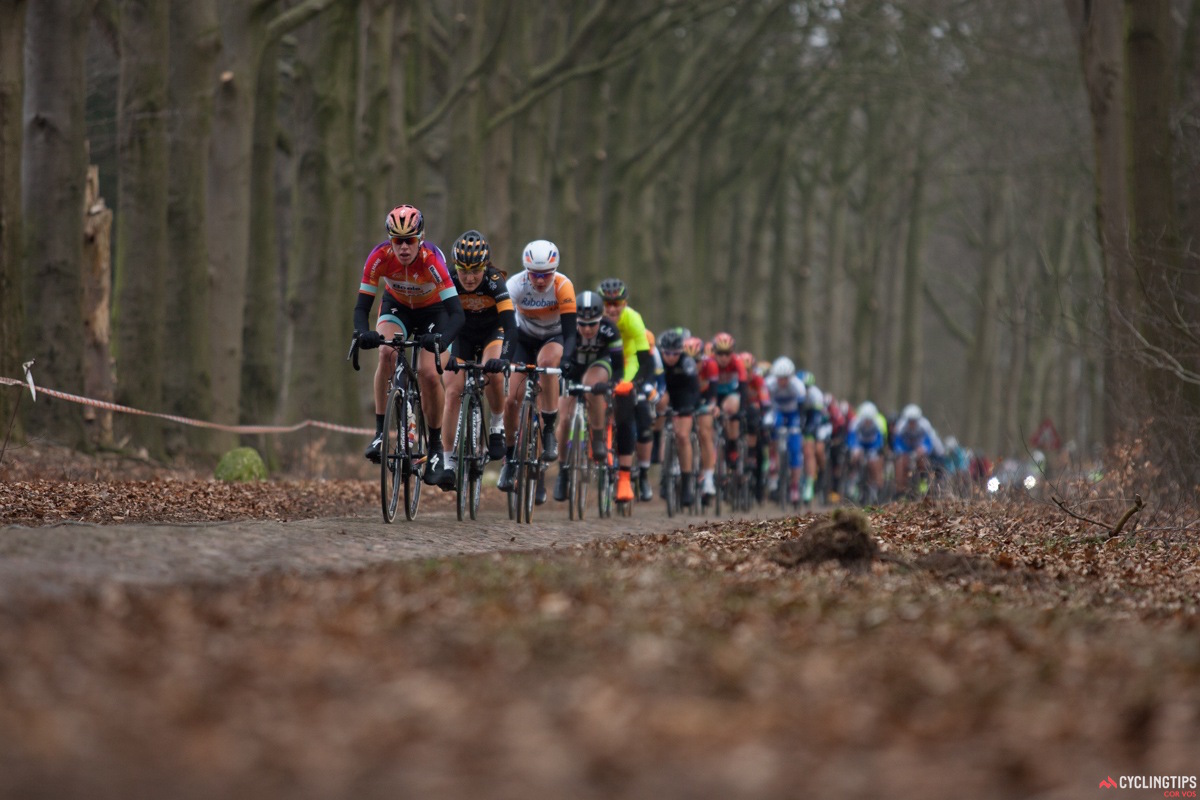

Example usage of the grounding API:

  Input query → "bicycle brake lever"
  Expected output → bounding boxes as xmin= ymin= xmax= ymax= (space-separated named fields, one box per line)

xmin=347 ymin=338 xmax=360 ymax=371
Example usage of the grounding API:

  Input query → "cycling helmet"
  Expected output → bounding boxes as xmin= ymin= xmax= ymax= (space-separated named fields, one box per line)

xmin=770 ymin=356 xmax=796 ymax=379
xmin=799 ymin=370 xmax=815 ymax=388
xmin=386 ymin=205 xmax=424 ymax=239
xmin=452 ymin=229 xmax=490 ymax=270
xmin=683 ymin=336 xmax=704 ymax=358
xmin=857 ymin=401 xmax=878 ymax=421
xmin=738 ymin=352 xmax=755 ymax=370
xmin=598 ymin=278 xmax=628 ymax=302
xmin=901 ymin=403 xmax=922 ymax=421
xmin=658 ymin=329 xmax=685 ymax=353
xmin=577 ymin=290 xmax=604 ymax=323
xmin=522 ymin=239 xmax=560 ymax=273
xmin=712 ymin=332 xmax=735 ymax=354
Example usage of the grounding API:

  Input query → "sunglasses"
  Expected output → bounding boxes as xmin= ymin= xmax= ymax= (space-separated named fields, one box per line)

xmin=529 ymin=271 xmax=555 ymax=281
xmin=390 ymin=235 xmax=420 ymax=246
xmin=577 ymin=320 xmax=600 ymax=327
xmin=661 ymin=349 xmax=682 ymax=357
xmin=603 ymin=301 xmax=624 ymax=308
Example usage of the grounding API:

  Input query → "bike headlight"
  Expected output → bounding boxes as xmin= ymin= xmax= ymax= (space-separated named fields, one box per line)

xmin=1023 ymin=475 xmax=1037 ymax=490
xmin=987 ymin=477 xmax=1000 ymax=493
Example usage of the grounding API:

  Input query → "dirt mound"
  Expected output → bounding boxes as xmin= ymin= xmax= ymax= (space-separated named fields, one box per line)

xmin=769 ymin=508 xmax=879 ymax=571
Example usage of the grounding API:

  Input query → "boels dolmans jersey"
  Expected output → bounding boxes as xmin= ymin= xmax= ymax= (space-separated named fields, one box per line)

xmin=506 ymin=271 xmax=577 ymax=338
xmin=454 ymin=266 xmax=513 ymax=333
xmin=358 ymin=241 xmax=457 ymax=310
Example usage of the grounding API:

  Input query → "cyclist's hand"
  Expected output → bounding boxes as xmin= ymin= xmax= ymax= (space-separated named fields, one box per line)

xmin=357 ymin=331 xmax=384 ymax=350
xmin=418 ymin=333 xmax=440 ymax=353
xmin=484 ymin=358 xmax=509 ymax=374
xmin=590 ymin=381 xmax=610 ymax=395
xmin=562 ymin=362 xmax=581 ymax=381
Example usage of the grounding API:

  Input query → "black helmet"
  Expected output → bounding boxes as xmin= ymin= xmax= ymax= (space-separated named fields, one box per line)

xmin=658 ymin=328 xmax=685 ymax=353
xmin=452 ymin=229 xmax=490 ymax=270
xmin=577 ymin=290 xmax=604 ymax=323
xmin=598 ymin=278 xmax=628 ymax=302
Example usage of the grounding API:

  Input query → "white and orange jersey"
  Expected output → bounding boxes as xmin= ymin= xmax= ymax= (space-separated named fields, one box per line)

xmin=506 ymin=271 xmax=577 ymax=338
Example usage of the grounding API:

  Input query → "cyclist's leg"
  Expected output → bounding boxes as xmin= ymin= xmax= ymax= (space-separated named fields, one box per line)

xmin=583 ymin=362 xmax=611 ymax=459
xmin=480 ymin=337 xmax=506 ymax=417
xmin=613 ymin=381 xmax=638 ymax=501
xmin=721 ymin=394 xmax=741 ymax=462
xmin=441 ymin=358 xmax=467 ymax=453
xmin=696 ymin=406 xmax=716 ymax=496
xmin=536 ymin=338 xmax=562 ymax=460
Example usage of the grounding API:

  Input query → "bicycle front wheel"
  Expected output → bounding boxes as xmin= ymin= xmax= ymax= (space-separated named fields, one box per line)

xmin=380 ymin=386 xmax=405 ymax=523
xmin=514 ymin=403 xmax=538 ymax=523
xmin=466 ymin=396 xmax=484 ymax=520
xmin=404 ymin=393 xmax=426 ymax=521
xmin=454 ymin=393 xmax=476 ymax=522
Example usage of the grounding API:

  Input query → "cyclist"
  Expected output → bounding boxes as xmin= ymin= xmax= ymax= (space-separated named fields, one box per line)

xmin=767 ymin=356 xmax=806 ymax=504
xmin=847 ymin=401 xmax=888 ymax=503
xmin=598 ymin=278 xmax=658 ymax=504
xmin=798 ymin=370 xmax=830 ymax=505
xmin=892 ymin=403 xmax=945 ymax=498
xmin=354 ymin=204 xmax=463 ymax=488
xmin=552 ymin=290 xmax=623 ymax=502
xmin=740 ymin=351 xmax=769 ymax=502
xmin=497 ymin=240 xmax=577 ymax=500
xmin=684 ymin=335 xmax=718 ymax=502
xmin=440 ymin=230 xmax=515 ymax=480
xmin=699 ymin=332 xmax=750 ymax=470
xmin=655 ymin=328 xmax=702 ymax=507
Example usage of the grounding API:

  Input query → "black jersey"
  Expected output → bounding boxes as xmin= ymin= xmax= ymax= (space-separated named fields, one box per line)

xmin=453 ymin=266 xmax=513 ymax=334
xmin=570 ymin=318 xmax=623 ymax=372
xmin=663 ymin=354 xmax=702 ymax=412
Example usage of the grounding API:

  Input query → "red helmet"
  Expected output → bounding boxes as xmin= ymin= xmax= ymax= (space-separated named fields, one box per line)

xmin=682 ymin=336 xmax=703 ymax=358
xmin=738 ymin=351 xmax=755 ymax=369
xmin=386 ymin=205 xmax=424 ymax=239
xmin=712 ymin=332 xmax=735 ymax=354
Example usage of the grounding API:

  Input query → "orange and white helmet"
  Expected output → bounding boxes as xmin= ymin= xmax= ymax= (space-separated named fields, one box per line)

xmin=522 ymin=239 xmax=560 ymax=274
xmin=386 ymin=205 xmax=424 ymax=239
xmin=683 ymin=336 xmax=703 ymax=358
xmin=738 ymin=351 xmax=755 ymax=370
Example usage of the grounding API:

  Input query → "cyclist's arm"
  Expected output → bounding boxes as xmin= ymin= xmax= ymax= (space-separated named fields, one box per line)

xmin=633 ymin=349 xmax=655 ymax=386
xmin=497 ymin=307 xmax=517 ymax=361
xmin=560 ymin=312 xmax=577 ymax=365
xmin=353 ymin=291 xmax=376 ymax=335
xmin=440 ymin=294 xmax=465 ymax=347
xmin=609 ymin=341 xmax=625 ymax=379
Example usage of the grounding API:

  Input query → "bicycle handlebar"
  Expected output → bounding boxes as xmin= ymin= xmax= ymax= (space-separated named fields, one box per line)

xmin=346 ymin=333 xmax=444 ymax=375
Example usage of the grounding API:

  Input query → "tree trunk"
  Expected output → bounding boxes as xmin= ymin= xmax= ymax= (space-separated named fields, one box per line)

xmin=164 ymin=0 xmax=218 ymax=455
xmin=22 ymin=0 xmax=95 ymax=446
xmin=1064 ymin=0 xmax=1133 ymax=450
xmin=896 ymin=129 xmax=928 ymax=407
xmin=964 ymin=177 xmax=1005 ymax=452
xmin=82 ymin=166 xmax=113 ymax=448
xmin=114 ymin=0 xmax=170 ymax=457
xmin=0 ymin=0 xmax=26 ymax=441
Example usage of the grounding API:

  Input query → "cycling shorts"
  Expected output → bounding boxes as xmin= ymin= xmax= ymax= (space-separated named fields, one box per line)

xmin=451 ymin=325 xmax=504 ymax=364
xmin=511 ymin=328 xmax=563 ymax=366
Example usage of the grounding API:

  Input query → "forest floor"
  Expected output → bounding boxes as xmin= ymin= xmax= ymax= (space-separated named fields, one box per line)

xmin=0 ymin=441 xmax=1198 ymax=799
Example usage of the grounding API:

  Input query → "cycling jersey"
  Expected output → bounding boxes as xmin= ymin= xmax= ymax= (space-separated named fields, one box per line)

xmin=359 ymin=241 xmax=456 ymax=310
xmin=769 ymin=376 xmax=806 ymax=413
xmin=612 ymin=306 xmax=651 ymax=382
xmin=454 ymin=266 xmax=513 ymax=332
xmin=847 ymin=414 xmax=888 ymax=453
xmin=700 ymin=356 xmax=747 ymax=399
xmin=507 ymin=271 xmax=576 ymax=338
xmin=892 ymin=416 xmax=945 ymax=457
xmin=569 ymin=318 xmax=623 ymax=374
xmin=662 ymin=355 xmax=702 ymax=413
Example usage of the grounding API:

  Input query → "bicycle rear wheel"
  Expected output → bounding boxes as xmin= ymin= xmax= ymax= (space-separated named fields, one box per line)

xmin=404 ymin=393 xmax=426 ymax=521
xmin=380 ymin=385 xmax=405 ymax=522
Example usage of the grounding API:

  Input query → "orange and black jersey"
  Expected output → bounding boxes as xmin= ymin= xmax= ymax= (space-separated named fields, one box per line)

xmin=454 ymin=266 xmax=514 ymax=331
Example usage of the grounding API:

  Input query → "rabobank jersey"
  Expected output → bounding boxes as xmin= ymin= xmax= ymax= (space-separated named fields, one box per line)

xmin=507 ymin=271 xmax=576 ymax=338
xmin=359 ymin=241 xmax=457 ymax=311
xmin=769 ymin=376 xmax=807 ymax=413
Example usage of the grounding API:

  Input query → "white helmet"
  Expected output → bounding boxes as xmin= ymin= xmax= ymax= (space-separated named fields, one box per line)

xmin=857 ymin=401 xmax=878 ymax=421
xmin=770 ymin=356 xmax=796 ymax=379
xmin=522 ymin=239 xmax=560 ymax=274
xmin=901 ymin=403 xmax=922 ymax=421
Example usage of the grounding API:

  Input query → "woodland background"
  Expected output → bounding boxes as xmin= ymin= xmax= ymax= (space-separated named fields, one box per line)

xmin=0 ymin=0 xmax=1197 ymax=489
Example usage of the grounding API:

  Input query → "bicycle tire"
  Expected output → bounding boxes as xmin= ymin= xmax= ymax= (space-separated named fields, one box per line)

xmin=514 ymin=401 xmax=538 ymax=523
xmin=467 ymin=396 xmax=483 ymax=520
xmin=567 ymin=408 xmax=587 ymax=521
xmin=404 ymin=392 xmax=426 ymax=521
xmin=380 ymin=385 xmax=404 ymax=523
xmin=455 ymin=392 xmax=475 ymax=521
xmin=688 ymin=428 xmax=702 ymax=516
xmin=714 ymin=427 xmax=726 ymax=517
xmin=663 ymin=425 xmax=678 ymax=518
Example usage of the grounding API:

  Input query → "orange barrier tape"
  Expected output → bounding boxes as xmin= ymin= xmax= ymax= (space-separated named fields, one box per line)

xmin=0 ymin=376 xmax=372 ymax=436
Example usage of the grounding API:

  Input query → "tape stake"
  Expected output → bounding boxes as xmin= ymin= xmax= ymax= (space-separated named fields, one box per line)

xmin=21 ymin=361 xmax=36 ymax=402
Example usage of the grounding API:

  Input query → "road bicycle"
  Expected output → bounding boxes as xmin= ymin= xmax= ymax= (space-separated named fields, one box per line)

xmin=348 ymin=332 xmax=442 ymax=522
xmin=560 ymin=379 xmax=613 ymax=521
xmin=505 ymin=364 xmax=562 ymax=524
xmin=449 ymin=360 xmax=505 ymax=521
